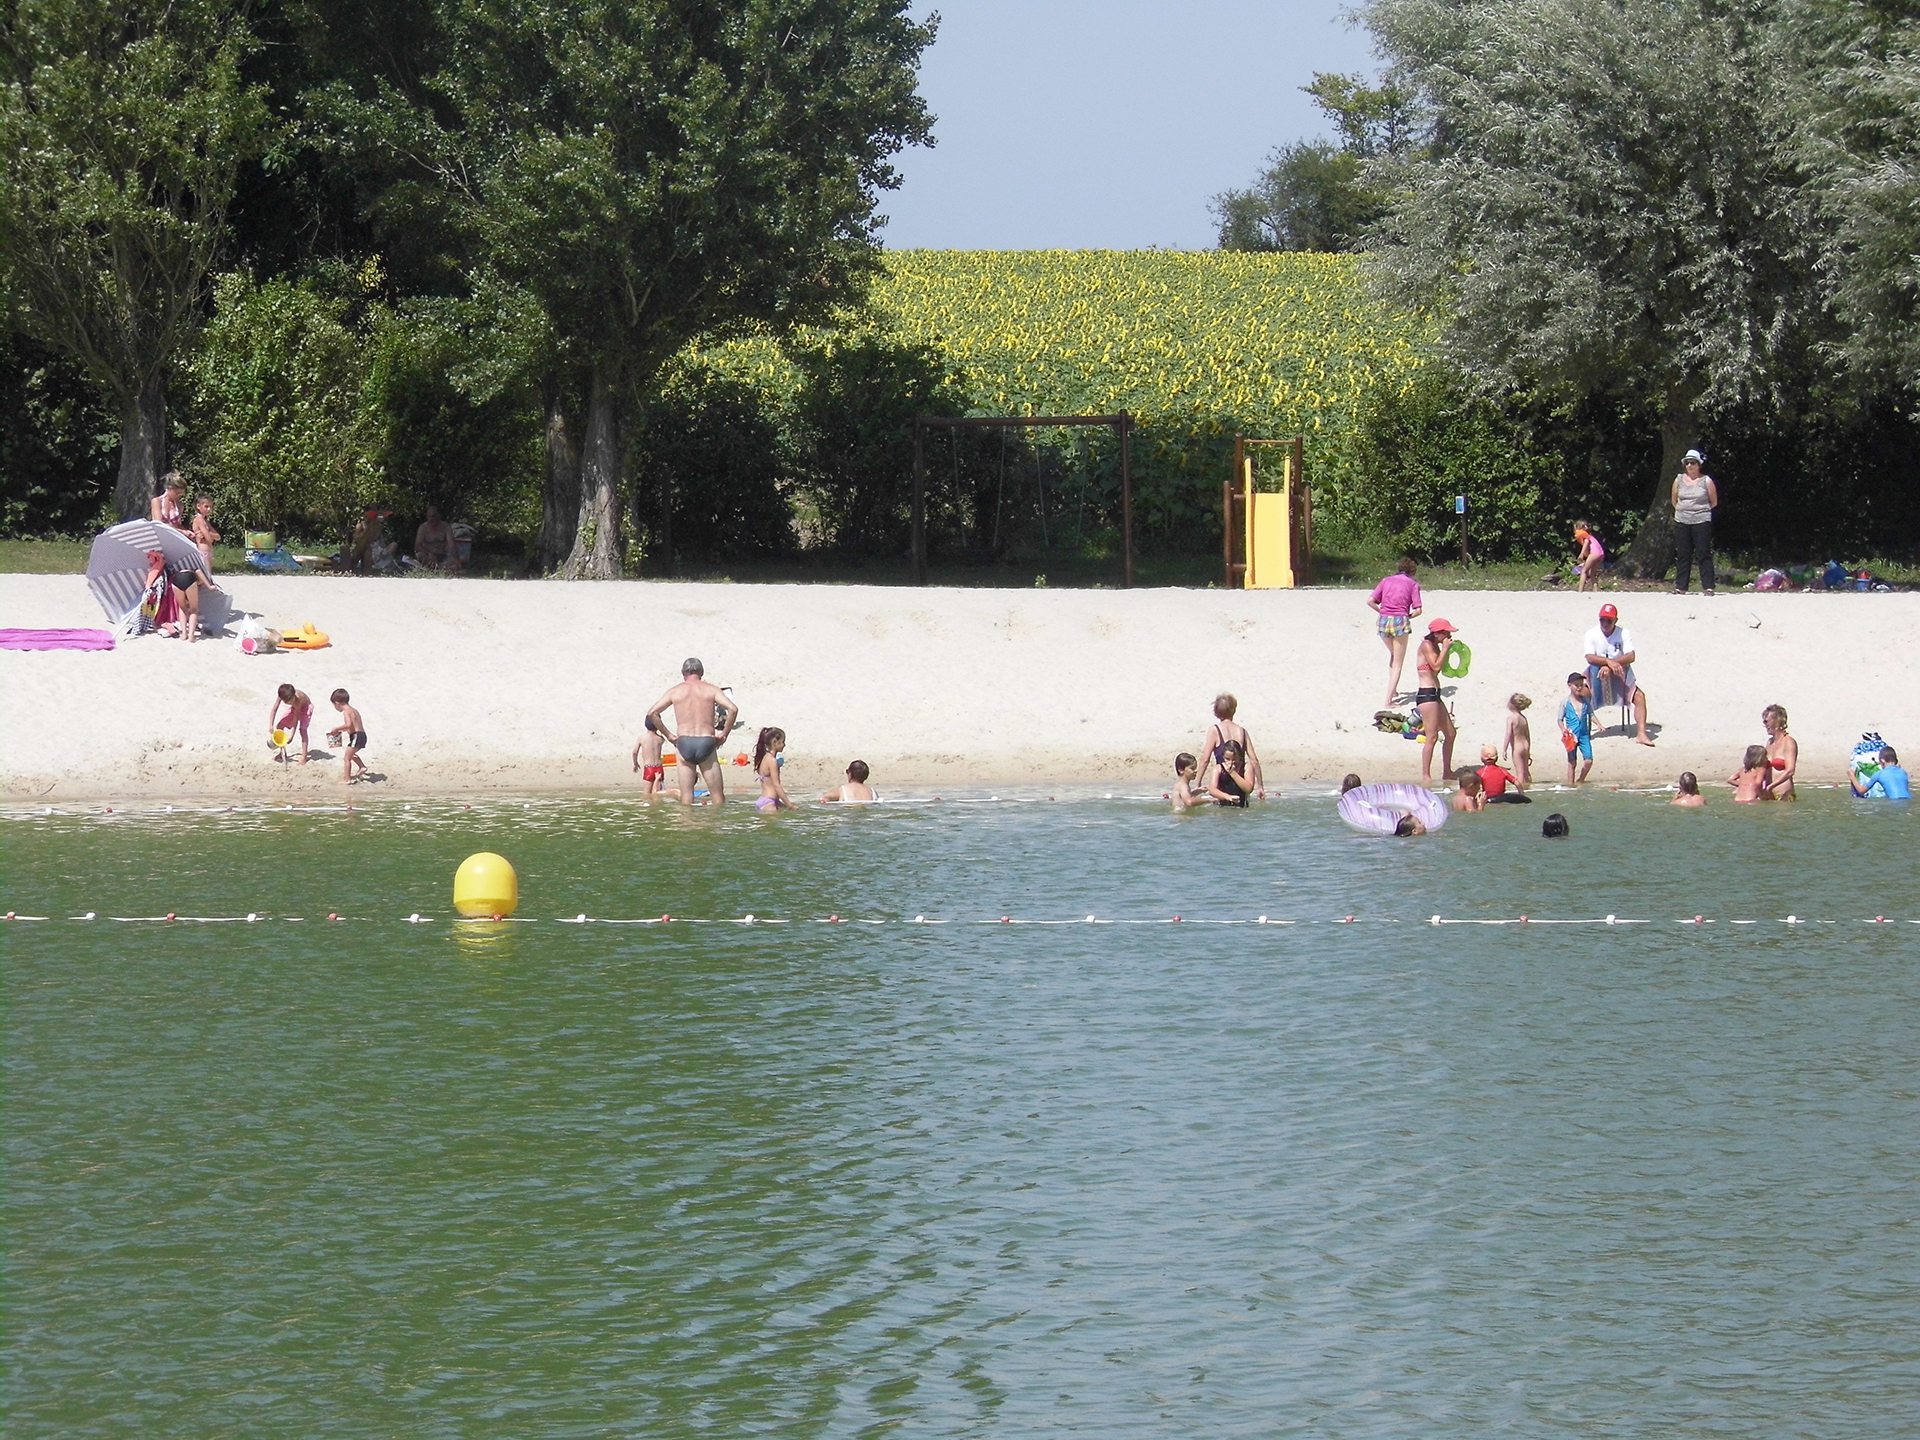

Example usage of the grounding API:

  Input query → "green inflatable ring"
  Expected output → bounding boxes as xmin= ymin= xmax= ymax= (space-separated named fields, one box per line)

xmin=1440 ymin=639 xmax=1472 ymax=678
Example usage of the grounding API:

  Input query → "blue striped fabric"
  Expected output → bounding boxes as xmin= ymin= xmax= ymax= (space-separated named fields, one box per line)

xmin=86 ymin=520 xmax=206 ymax=625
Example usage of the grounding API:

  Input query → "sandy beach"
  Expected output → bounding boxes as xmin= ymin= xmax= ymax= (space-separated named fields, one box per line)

xmin=1 ymin=571 xmax=1911 ymax=803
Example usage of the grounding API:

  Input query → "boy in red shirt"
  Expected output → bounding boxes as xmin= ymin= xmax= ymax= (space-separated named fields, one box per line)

xmin=1477 ymin=744 xmax=1527 ymax=802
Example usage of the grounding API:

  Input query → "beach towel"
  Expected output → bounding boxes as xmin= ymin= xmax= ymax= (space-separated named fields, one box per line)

xmin=0 ymin=628 xmax=116 ymax=651
xmin=119 ymin=571 xmax=179 ymax=637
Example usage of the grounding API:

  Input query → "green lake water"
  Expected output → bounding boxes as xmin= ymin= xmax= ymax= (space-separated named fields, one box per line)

xmin=5 ymin=788 xmax=1918 ymax=1437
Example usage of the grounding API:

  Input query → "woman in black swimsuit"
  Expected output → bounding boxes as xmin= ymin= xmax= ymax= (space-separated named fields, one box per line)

xmin=1200 ymin=692 xmax=1263 ymax=800
xmin=1414 ymin=618 xmax=1458 ymax=786
xmin=1206 ymin=741 xmax=1253 ymax=807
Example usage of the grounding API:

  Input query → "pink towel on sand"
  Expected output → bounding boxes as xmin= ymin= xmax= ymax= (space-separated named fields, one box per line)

xmin=0 ymin=628 xmax=117 ymax=651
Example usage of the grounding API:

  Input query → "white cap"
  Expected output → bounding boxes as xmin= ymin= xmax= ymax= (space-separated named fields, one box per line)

xmin=1683 ymin=449 xmax=1704 ymax=463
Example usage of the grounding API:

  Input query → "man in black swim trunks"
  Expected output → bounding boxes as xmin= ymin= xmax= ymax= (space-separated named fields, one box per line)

xmin=646 ymin=657 xmax=741 ymax=805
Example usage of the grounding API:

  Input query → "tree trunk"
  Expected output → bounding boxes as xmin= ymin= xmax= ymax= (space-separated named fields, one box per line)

xmin=1616 ymin=401 xmax=1696 ymax=580
xmin=536 ymin=382 xmax=581 ymax=574
xmin=559 ymin=361 xmax=624 ymax=580
xmin=115 ymin=374 xmax=167 ymax=521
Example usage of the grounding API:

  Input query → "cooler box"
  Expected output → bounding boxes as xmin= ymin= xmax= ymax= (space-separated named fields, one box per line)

xmin=245 ymin=530 xmax=277 ymax=552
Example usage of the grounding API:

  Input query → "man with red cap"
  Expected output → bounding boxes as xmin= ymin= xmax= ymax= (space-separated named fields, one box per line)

xmin=1583 ymin=603 xmax=1653 ymax=746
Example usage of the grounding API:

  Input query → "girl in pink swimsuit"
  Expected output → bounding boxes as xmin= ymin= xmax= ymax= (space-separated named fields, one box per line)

xmin=754 ymin=727 xmax=792 ymax=811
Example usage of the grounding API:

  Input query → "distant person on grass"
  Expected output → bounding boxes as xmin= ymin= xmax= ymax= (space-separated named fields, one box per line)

xmin=414 ymin=505 xmax=459 ymax=572
xmin=647 ymin=657 xmax=740 ymax=806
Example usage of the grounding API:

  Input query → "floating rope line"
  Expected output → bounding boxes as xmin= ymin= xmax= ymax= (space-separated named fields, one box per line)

xmin=5 ymin=911 xmax=1912 ymax=927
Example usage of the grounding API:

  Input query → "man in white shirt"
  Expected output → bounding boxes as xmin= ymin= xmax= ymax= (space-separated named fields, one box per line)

xmin=1583 ymin=602 xmax=1654 ymax=746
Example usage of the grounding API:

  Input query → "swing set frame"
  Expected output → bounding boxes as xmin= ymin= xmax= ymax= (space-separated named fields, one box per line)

xmin=910 ymin=412 xmax=1136 ymax=587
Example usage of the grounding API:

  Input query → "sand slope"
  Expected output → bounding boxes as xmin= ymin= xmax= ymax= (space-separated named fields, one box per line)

xmin=1 ymin=572 xmax=1909 ymax=801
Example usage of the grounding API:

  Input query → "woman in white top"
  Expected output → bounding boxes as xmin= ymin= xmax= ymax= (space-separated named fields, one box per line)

xmin=1670 ymin=449 xmax=1719 ymax=595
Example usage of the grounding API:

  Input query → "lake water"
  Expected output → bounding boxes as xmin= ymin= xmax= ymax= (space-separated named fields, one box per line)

xmin=5 ymin=788 xmax=1917 ymax=1437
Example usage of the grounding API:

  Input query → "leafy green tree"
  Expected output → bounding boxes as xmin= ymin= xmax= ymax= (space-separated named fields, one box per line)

xmin=1785 ymin=0 xmax=1920 ymax=386
xmin=328 ymin=0 xmax=935 ymax=578
xmin=187 ymin=268 xmax=384 ymax=541
xmin=1213 ymin=73 xmax=1414 ymax=252
xmin=1 ymin=0 xmax=273 ymax=519
xmin=1360 ymin=0 xmax=1826 ymax=576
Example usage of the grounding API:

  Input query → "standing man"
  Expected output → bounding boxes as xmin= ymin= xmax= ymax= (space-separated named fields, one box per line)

xmin=1583 ymin=603 xmax=1654 ymax=746
xmin=646 ymin=658 xmax=741 ymax=805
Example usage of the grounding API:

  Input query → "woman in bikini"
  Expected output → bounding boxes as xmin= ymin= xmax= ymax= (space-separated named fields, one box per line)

xmin=149 ymin=471 xmax=187 ymax=529
xmin=1761 ymin=704 xmax=1798 ymax=800
xmin=1413 ymin=618 xmax=1458 ymax=787
xmin=1199 ymin=693 xmax=1263 ymax=800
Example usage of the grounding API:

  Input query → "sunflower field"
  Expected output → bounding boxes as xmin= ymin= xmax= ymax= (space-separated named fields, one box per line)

xmin=670 ymin=249 xmax=1432 ymax=557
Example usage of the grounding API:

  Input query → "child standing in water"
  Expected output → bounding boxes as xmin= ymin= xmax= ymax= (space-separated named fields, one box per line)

xmin=1206 ymin=741 xmax=1253 ymax=807
xmin=324 ymin=688 xmax=369 ymax=783
xmin=1729 ymin=745 xmax=1774 ymax=803
xmin=1503 ymin=693 xmax=1533 ymax=788
xmin=753 ymin=727 xmax=793 ymax=811
xmin=1671 ymin=772 xmax=1705 ymax=807
xmin=631 ymin=715 xmax=666 ymax=803
xmin=1572 ymin=523 xmax=1605 ymax=591
xmin=1170 ymin=753 xmax=1204 ymax=810
xmin=271 ymin=683 xmax=313 ymax=764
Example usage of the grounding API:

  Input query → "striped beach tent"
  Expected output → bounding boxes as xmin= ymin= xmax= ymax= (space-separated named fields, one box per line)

xmin=86 ymin=520 xmax=206 ymax=625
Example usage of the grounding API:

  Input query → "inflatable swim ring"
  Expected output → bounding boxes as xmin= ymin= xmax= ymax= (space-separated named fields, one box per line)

xmin=1337 ymin=782 xmax=1451 ymax=836
xmin=1440 ymin=639 xmax=1472 ymax=679
xmin=277 ymin=623 xmax=330 ymax=651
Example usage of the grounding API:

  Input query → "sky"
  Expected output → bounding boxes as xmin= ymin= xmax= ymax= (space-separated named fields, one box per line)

xmin=878 ymin=0 xmax=1380 ymax=251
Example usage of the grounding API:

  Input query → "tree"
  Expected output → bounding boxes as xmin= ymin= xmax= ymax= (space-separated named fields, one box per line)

xmin=1213 ymin=72 xmax=1414 ymax=252
xmin=328 ymin=0 xmax=935 ymax=578
xmin=1 ymin=0 xmax=272 ymax=519
xmin=1361 ymin=0 xmax=1827 ymax=576
xmin=1785 ymin=0 xmax=1920 ymax=386
xmin=187 ymin=267 xmax=385 ymax=541
xmin=1214 ymin=142 xmax=1375 ymax=252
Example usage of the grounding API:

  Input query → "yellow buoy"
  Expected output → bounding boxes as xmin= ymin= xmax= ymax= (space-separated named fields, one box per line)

xmin=454 ymin=852 xmax=518 ymax=918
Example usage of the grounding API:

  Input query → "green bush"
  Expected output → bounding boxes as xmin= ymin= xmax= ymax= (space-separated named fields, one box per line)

xmin=1350 ymin=368 xmax=1558 ymax=560
xmin=186 ymin=268 xmax=384 ymax=543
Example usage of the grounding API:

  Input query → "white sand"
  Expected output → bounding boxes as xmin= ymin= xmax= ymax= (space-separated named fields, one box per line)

xmin=1 ymin=571 xmax=1911 ymax=803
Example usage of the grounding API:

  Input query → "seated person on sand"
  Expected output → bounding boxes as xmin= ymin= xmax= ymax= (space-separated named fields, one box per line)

xmin=414 ymin=505 xmax=460 ymax=572
xmin=823 ymin=759 xmax=876 ymax=803
xmin=346 ymin=508 xmax=396 ymax=573
xmin=1583 ymin=603 xmax=1654 ymax=746
xmin=646 ymin=657 xmax=740 ymax=805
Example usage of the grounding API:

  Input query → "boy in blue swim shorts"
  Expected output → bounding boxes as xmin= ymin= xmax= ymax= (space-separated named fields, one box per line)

xmin=1560 ymin=672 xmax=1594 ymax=784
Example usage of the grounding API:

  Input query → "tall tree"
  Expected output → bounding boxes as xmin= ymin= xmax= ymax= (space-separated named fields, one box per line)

xmin=1784 ymin=0 xmax=1920 ymax=387
xmin=1 ymin=0 xmax=272 ymax=518
xmin=1361 ymin=0 xmax=1826 ymax=575
xmin=1213 ymin=72 xmax=1414 ymax=253
xmin=329 ymin=0 xmax=935 ymax=578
